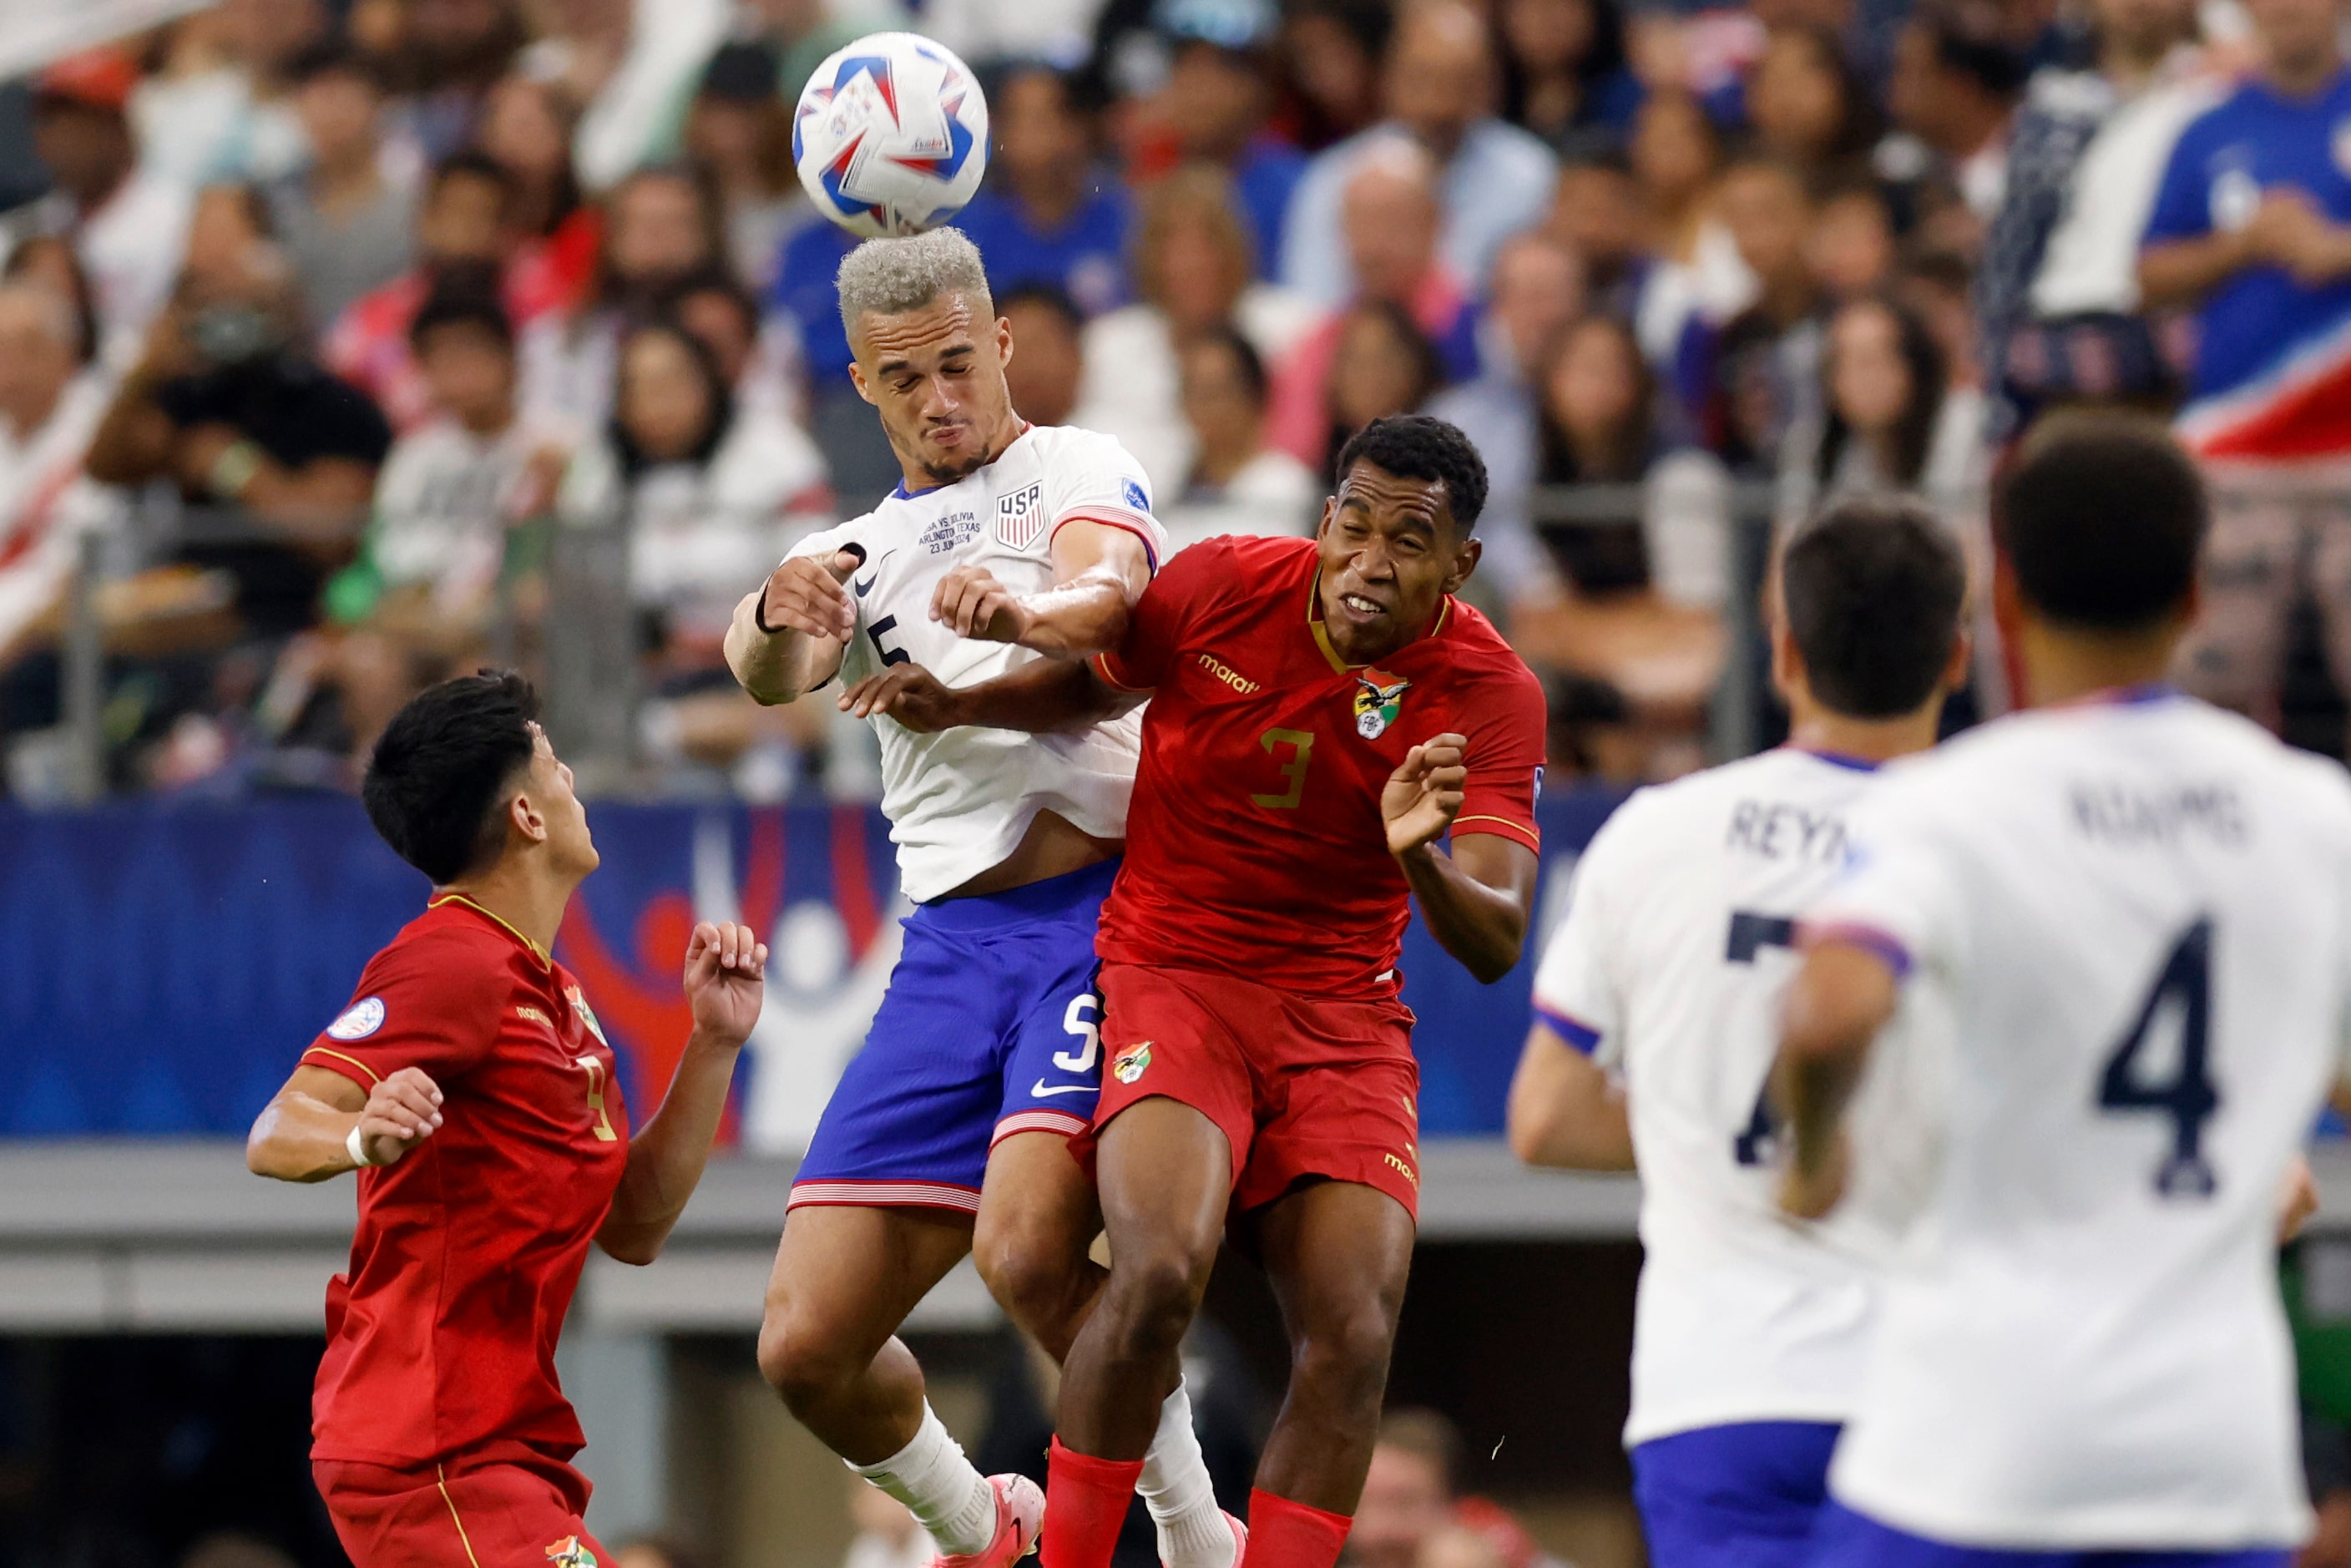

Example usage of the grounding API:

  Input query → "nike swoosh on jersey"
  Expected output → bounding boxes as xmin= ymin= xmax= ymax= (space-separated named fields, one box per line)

xmin=1029 ymin=1080 xmax=1095 ymax=1097
xmin=853 ymin=574 xmax=876 ymax=597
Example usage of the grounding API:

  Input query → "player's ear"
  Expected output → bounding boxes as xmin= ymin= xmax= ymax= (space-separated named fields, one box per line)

xmin=996 ymin=312 xmax=1014 ymax=370
xmin=1769 ymin=616 xmax=1801 ymax=707
xmin=1443 ymin=534 xmax=1480 ymax=594
xmin=1940 ymin=625 xmax=1974 ymax=695
xmin=1314 ymin=496 xmax=1336 ymax=540
xmin=846 ymin=359 xmax=875 ymax=407
xmin=508 ymin=788 xmax=549 ymax=848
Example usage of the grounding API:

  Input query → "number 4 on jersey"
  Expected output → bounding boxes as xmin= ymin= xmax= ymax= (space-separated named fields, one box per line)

xmin=2096 ymin=917 xmax=2221 ymax=1199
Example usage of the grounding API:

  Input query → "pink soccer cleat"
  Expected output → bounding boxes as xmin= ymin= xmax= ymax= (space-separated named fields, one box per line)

xmin=932 ymin=1474 xmax=1044 ymax=1567
xmin=1161 ymin=1510 xmax=1248 ymax=1568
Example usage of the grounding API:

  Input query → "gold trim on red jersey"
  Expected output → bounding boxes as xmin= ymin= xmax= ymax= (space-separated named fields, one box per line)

xmin=435 ymin=1466 xmax=486 ymax=1568
xmin=1306 ymin=570 xmax=1455 ymax=675
xmin=300 ymin=1045 xmax=383 ymax=1087
xmin=428 ymin=893 xmax=553 ymax=969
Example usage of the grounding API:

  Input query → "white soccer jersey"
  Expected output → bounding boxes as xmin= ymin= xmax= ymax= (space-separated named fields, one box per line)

xmin=1533 ymin=747 xmax=1936 ymax=1448
xmin=1811 ymin=690 xmax=2351 ymax=1550
xmin=785 ymin=424 xmax=1166 ymax=903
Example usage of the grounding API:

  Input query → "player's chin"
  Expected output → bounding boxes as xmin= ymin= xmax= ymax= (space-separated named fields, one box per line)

xmin=918 ymin=445 xmax=987 ymax=485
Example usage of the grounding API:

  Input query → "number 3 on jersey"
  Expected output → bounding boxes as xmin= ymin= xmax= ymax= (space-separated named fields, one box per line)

xmin=1251 ymin=728 xmax=1315 ymax=809
xmin=2096 ymin=917 xmax=2220 ymax=1199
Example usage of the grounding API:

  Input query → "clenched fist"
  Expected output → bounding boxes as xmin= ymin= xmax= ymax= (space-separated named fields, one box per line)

xmin=932 ymin=564 xmax=1032 ymax=643
xmin=354 ymin=1066 xmax=444 ymax=1169
xmin=759 ymin=549 xmax=862 ymax=643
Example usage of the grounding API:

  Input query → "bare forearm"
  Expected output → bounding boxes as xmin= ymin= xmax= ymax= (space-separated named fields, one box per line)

xmin=1014 ymin=575 xmax=1134 ymax=659
xmin=1507 ymin=1033 xmax=1635 ymax=1171
xmin=1396 ymin=842 xmax=1527 ymax=984
xmin=2138 ymin=233 xmax=2251 ymax=310
xmin=726 ymin=592 xmax=834 ymax=705
xmin=84 ymin=384 xmax=174 ymax=486
xmin=958 ymin=657 xmax=1130 ymax=732
xmin=1773 ymin=946 xmax=1895 ymax=1176
xmin=246 ymin=1090 xmax=362 ymax=1182
xmin=599 ymin=1032 xmax=742 ymax=1263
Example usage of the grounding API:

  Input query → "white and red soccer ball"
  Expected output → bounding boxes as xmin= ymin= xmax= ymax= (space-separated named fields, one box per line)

xmin=792 ymin=33 xmax=991 ymax=240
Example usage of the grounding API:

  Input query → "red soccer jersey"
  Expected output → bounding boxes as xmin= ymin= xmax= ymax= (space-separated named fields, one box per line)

xmin=299 ymin=894 xmax=629 ymax=1468
xmin=1092 ymin=534 xmax=1546 ymax=999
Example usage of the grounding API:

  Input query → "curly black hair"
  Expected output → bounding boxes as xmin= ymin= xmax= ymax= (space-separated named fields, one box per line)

xmin=1334 ymin=415 xmax=1489 ymax=534
xmin=1782 ymin=494 xmax=1967 ymax=718
xmin=362 ymin=670 xmax=541 ymax=885
xmin=1999 ymin=411 xmax=2206 ymax=632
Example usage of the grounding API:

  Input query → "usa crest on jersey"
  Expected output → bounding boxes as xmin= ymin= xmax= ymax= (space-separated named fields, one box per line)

xmin=996 ymin=481 xmax=1045 ymax=549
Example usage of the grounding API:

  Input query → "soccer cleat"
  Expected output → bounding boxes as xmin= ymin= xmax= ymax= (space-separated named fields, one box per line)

xmin=931 ymin=1474 xmax=1044 ymax=1567
xmin=1161 ymin=1510 xmax=1247 ymax=1568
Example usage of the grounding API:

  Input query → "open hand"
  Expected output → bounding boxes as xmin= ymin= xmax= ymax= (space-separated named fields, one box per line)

xmin=838 ymin=663 xmax=968 ymax=730
xmin=356 ymin=1066 xmax=443 ymax=1167
xmin=685 ymin=920 xmax=768 ymax=1047
xmin=760 ymin=550 xmax=860 ymax=643
xmin=933 ymin=564 xmax=1031 ymax=643
xmin=1383 ymin=733 xmax=1469 ymax=855
xmin=1777 ymin=1132 xmax=1851 ymax=1222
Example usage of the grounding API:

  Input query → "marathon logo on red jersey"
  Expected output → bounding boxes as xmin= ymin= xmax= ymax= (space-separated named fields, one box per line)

xmin=996 ymin=481 xmax=1044 ymax=549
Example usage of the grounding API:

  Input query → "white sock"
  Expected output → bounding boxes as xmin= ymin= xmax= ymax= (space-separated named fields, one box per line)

xmin=1137 ymin=1381 xmax=1235 ymax=1568
xmin=848 ymin=1403 xmax=997 ymax=1557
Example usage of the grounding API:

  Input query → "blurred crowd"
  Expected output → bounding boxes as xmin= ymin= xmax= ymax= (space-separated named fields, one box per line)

xmin=3 ymin=0 xmax=2348 ymax=799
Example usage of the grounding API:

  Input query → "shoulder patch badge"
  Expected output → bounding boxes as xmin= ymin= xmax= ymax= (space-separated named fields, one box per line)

xmin=327 ymin=996 xmax=385 ymax=1040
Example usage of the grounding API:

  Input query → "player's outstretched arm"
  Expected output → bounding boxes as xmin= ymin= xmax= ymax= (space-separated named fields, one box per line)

xmin=930 ymin=520 xmax=1152 ymax=657
xmin=247 ymin=1065 xmax=446 ymax=1182
xmin=596 ymin=920 xmax=767 ymax=1267
xmin=726 ymin=550 xmax=859 ymax=705
xmin=1772 ymin=941 xmax=1898 ymax=1221
xmin=1383 ymin=735 xmax=1540 ymax=984
xmin=1507 ymin=1023 xmax=1636 ymax=1171
xmin=838 ymin=655 xmax=1135 ymax=733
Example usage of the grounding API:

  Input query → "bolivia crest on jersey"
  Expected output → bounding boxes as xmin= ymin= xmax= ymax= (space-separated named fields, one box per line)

xmin=545 ymin=1537 xmax=598 ymax=1568
xmin=1113 ymin=1042 xmax=1152 ymax=1085
xmin=565 ymin=984 xmax=609 ymax=1048
xmin=1354 ymin=670 xmax=1411 ymax=740
xmin=996 ymin=480 xmax=1045 ymax=549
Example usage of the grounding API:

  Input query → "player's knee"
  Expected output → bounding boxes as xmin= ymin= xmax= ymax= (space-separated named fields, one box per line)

xmin=1292 ymin=1299 xmax=1399 ymax=1404
xmin=1101 ymin=1246 xmax=1213 ymax=1356
xmin=973 ymin=1227 xmax=1087 ymax=1344
xmin=756 ymin=1310 xmax=852 ymax=1413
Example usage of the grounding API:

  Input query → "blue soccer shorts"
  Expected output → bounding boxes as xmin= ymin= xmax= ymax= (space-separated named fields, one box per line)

xmin=1807 ymin=1500 xmax=2293 ymax=1568
xmin=1633 ymin=1420 xmax=1843 ymax=1568
xmin=787 ymin=857 xmax=1115 ymax=1216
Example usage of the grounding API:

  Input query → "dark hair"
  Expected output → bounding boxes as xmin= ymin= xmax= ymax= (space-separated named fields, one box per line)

xmin=596 ymin=164 xmax=728 ymax=308
xmin=1189 ymin=323 xmax=1269 ymax=405
xmin=2 ymin=235 xmax=101 ymax=364
xmin=411 ymin=274 xmax=514 ymax=352
xmin=1997 ymin=412 xmax=2206 ymax=630
xmin=1497 ymin=0 xmax=1630 ymax=132
xmin=1917 ymin=0 xmax=2029 ymax=98
xmin=999 ymin=281 xmax=1085 ymax=339
xmin=1765 ymin=24 xmax=1883 ymax=162
xmin=363 ymin=670 xmax=542 ymax=885
xmin=1324 ymin=298 xmax=1443 ymax=478
xmin=1818 ymin=294 xmax=1946 ymax=491
xmin=1336 ymin=415 xmax=1489 ymax=532
xmin=663 ymin=265 xmax=761 ymax=334
xmin=1536 ymin=314 xmax=1656 ymax=484
xmin=612 ymin=316 xmax=733 ymax=473
xmin=430 ymin=149 xmax=516 ymax=206
xmin=1782 ymin=495 xmax=1967 ymax=716
xmin=286 ymin=38 xmax=385 ymax=92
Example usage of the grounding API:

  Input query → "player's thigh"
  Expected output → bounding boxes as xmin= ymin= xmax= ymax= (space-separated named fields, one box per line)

xmin=972 ymin=1129 xmax=1101 ymax=1318
xmin=1094 ymin=1095 xmax=1235 ymax=1295
xmin=1629 ymin=1422 xmax=1838 ymax=1568
xmin=2173 ymin=477 xmax=2300 ymax=709
xmin=762 ymin=1202 xmax=973 ymax=1368
xmin=1255 ymin=1177 xmax=1415 ymax=1377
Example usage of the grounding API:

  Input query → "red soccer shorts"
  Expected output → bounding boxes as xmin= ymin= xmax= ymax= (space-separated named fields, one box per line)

xmin=314 ymin=1446 xmax=609 ymax=1568
xmin=1080 ymin=961 xmax=1423 ymax=1221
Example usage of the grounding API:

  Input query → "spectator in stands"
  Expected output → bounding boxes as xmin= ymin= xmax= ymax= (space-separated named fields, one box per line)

xmin=1978 ymin=0 xmax=2207 ymax=443
xmin=530 ymin=0 xmax=731 ymax=193
xmin=766 ymin=217 xmax=886 ymax=507
xmin=1158 ymin=326 xmax=1319 ymax=552
xmin=336 ymin=286 xmax=566 ymax=657
xmin=1781 ymin=293 xmax=1985 ymax=535
xmin=132 ymin=0 xmax=326 ymax=187
xmin=740 ymin=0 xmax=865 ymax=104
xmin=2140 ymin=0 xmax=2351 ymax=738
xmin=1273 ymin=0 xmax=1394 ymax=152
xmin=326 ymin=155 xmax=525 ymax=432
xmin=665 ymin=266 xmax=791 ymax=419
xmin=1698 ymin=157 xmax=1827 ymax=472
xmin=11 ymin=49 xmax=195 ymax=372
xmin=999 ymin=285 xmax=1087 ymax=429
xmin=519 ymin=164 xmax=728 ymax=436
xmin=0 ymin=284 xmax=122 ymax=688
xmin=1267 ymin=141 xmax=1479 ymax=463
xmin=1427 ymin=231 xmax=1585 ymax=593
xmin=372 ymin=0 xmax=529 ymax=161
xmin=1496 ymin=0 xmax=1643 ymax=148
xmin=684 ymin=41 xmax=800 ymax=296
xmin=85 ymin=248 xmax=392 ymax=642
xmin=1747 ymin=24 xmax=1883 ymax=185
xmin=953 ymin=65 xmax=1131 ymax=318
xmin=1136 ymin=0 xmax=1307 ymax=279
xmin=183 ymin=185 xmax=282 ymax=302
xmin=1316 ymin=298 xmax=1445 ymax=480
xmin=1419 ymin=1530 xmax=1509 ymax=1568
xmin=839 ymin=1478 xmax=928 ymax=1568
xmin=2 ymin=237 xmax=103 ymax=367
xmin=1353 ymin=1409 xmax=1565 ymax=1568
xmin=1625 ymin=89 xmax=1746 ymax=391
xmin=1545 ymin=149 xmax=1648 ymax=321
xmin=271 ymin=42 xmax=417 ymax=330
xmin=1072 ymin=165 xmax=1318 ymax=494
xmin=1810 ymin=177 xmax=1898 ymax=301
xmin=1882 ymin=0 xmax=2030 ymax=236
xmin=475 ymin=72 xmax=599 ymax=318
xmin=1280 ymin=2 xmax=1557 ymax=306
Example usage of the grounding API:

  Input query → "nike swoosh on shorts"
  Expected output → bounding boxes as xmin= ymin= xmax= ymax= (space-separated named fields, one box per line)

xmin=1029 ymin=1080 xmax=1093 ymax=1098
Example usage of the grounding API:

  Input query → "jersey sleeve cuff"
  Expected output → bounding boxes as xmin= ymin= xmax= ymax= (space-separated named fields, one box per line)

xmin=1798 ymin=918 xmax=1915 ymax=979
xmin=1451 ymin=814 xmax=1541 ymax=853
xmin=1534 ymin=1004 xmax=1604 ymax=1056
xmin=1090 ymin=650 xmax=1150 ymax=692
xmin=1053 ymin=508 xmax=1161 ymax=575
xmin=301 ymin=1044 xmax=384 ymax=1090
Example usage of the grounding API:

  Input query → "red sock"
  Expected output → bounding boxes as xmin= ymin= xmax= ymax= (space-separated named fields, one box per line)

xmin=1040 ymin=1439 xmax=1145 ymax=1568
xmin=1241 ymin=1488 xmax=1352 ymax=1568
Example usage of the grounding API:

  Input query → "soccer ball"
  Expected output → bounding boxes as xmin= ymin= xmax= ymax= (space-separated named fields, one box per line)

xmin=792 ymin=33 xmax=990 ymax=240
